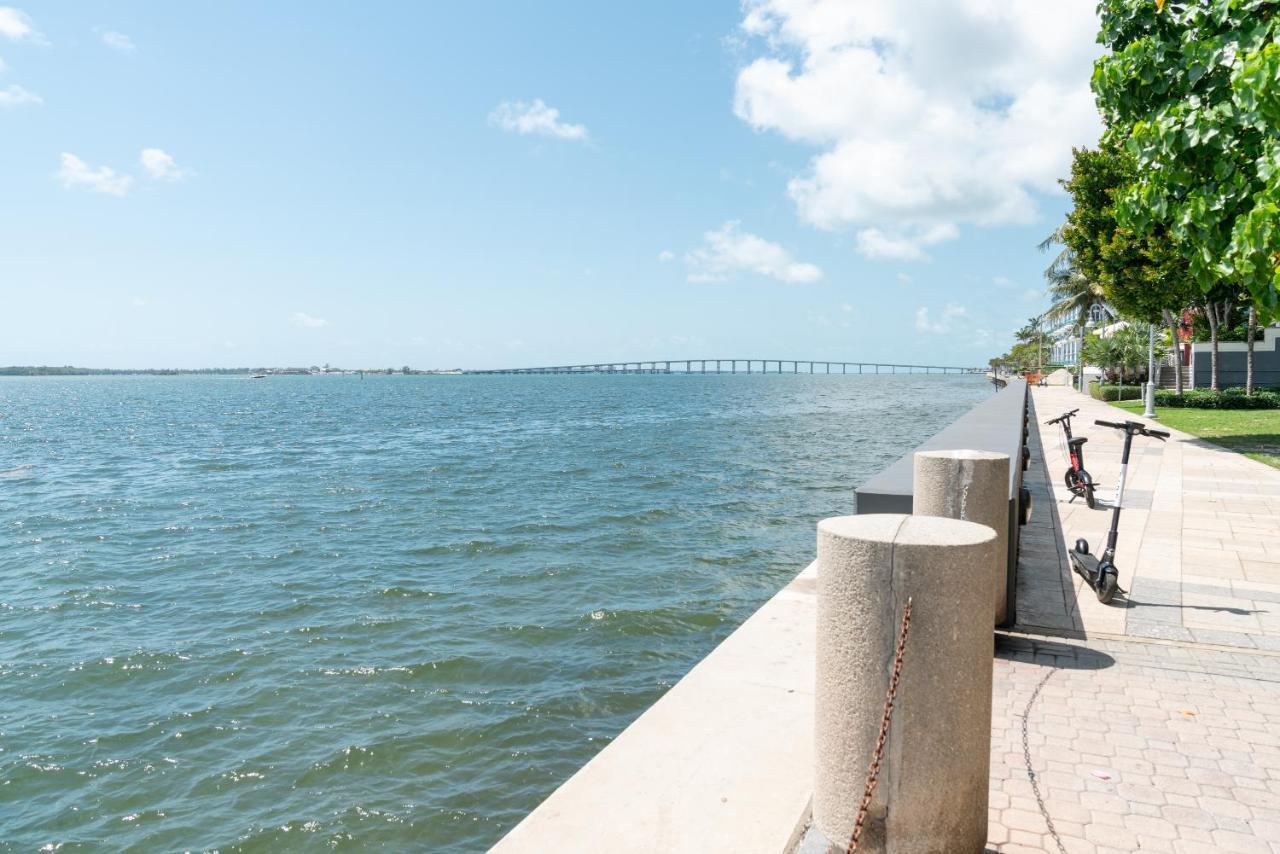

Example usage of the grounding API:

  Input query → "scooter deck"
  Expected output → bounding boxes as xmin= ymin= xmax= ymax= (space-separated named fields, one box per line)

xmin=1070 ymin=551 xmax=1100 ymax=576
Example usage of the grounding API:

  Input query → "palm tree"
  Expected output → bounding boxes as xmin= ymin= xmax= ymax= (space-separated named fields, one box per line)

xmin=1040 ymin=228 xmax=1106 ymax=392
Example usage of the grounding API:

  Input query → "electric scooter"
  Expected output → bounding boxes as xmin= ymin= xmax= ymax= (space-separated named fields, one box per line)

xmin=1045 ymin=409 xmax=1096 ymax=509
xmin=1070 ymin=419 xmax=1169 ymax=603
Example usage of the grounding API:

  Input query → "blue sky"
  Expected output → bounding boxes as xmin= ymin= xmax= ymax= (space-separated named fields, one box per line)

xmin=1 ymin=2 xmax=1102 ymax=369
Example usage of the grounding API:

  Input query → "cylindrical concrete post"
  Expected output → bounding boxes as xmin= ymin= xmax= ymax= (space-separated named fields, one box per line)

xmin=913 ymin=449 xmax=1009 ymax=626
xmin=814 ymin=514 xmax=996 ymax=853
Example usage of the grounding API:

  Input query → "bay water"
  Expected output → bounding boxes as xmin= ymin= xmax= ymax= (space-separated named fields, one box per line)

xmin=1 ymin=373 xmax=989 ymax=850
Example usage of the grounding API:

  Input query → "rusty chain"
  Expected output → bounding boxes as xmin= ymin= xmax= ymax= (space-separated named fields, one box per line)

xmin=846 ymin=596 xmax=912 ymax=854
xmin=1022 ymin=668 xmax=1068 ymax=854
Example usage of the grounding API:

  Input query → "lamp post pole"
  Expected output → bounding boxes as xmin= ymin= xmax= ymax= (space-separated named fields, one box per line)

xmin=1144 ymin=323 xmax=1157 ymax=418
xmin=1078 ymin=324 xmax=1085 ymax=394
xmin=1037 ymin=315 xmax=1043 ymax=376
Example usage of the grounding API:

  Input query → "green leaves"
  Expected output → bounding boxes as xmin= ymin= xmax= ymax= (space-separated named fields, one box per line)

xmin=1094 ymin=0 xmax=1279 ymax=304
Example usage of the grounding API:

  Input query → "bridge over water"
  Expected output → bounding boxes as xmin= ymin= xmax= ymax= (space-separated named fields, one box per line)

xmin=465 ymin=360 xmax=983 ymax=375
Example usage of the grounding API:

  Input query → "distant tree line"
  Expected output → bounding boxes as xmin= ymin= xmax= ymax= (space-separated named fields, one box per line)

xmin=0 ymin=366 xmax=257 ymax=376
xmin=0 ymin=366 xmax=464 ymax=376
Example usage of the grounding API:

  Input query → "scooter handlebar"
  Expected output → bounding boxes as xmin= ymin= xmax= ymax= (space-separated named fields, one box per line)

xmin=1094 ymin=419 xmax=1170 ymax=440
xmin=1045 ymin=408 xmax=1079 ymax=425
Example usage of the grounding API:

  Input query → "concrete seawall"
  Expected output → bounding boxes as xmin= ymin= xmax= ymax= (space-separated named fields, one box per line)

xmin=855 ymin=378 xmax=1029 ymax=626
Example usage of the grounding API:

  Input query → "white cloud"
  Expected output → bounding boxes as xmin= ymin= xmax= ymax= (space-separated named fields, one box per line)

xmin=131 ymin=296 xmax=146 ymax=307
xmin=140 ymin=148 xmax=189 ymax=181
xmin=292 ymin=312 xmax=328 ymax=329
xmin=840 ymin=302 xmax=853 ymax=312
xmin=658 ymin=249 xmax=675 ymax=262
xmin=101 ymin=30 xmax=135 ymax=51
xmin=57 ymin=153 xmax=133 ymax=196
xmin=896 ymin=272 xmax=912 ymax=286
xmin=685 ymin=221 xmax=823 ymax=284
xmin=0 ymin=82 xmax=38 ymax=106
xmin=0 ymin=7 xmax=38 ymax=41
xmin=915 ymin=303 xmax=969 ymax=334
xmin=855 ymin=224 xmax=956 ymax=261
xmin=734 ymin=0 xmax=1102 ymax=260
xmin=488 ymin=98 xmax=589 ymax=141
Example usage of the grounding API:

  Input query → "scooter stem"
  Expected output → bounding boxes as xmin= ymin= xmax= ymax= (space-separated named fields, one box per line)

xmin=1105 ymin=428 xmax=1135 ymax=559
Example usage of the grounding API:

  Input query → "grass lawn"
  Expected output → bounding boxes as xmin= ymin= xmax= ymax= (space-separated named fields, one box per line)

xmin=1111 ymin=399 xmax=1280 ymax=469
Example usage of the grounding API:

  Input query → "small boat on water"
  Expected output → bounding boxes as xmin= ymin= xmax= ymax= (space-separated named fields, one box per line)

xmin=252 ymin=373 xmax=266 ymax=379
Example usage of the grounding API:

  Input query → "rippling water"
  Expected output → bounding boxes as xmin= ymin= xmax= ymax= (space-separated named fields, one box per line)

xmin=0 ymin=373 xmax=989 ymax=850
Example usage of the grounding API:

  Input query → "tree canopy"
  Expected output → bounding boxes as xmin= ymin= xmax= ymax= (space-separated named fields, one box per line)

xmin=1092 ymin=0 xmax=1279 ymax=314
xmin=1059 ymin=143 xmax=1198 ymax=324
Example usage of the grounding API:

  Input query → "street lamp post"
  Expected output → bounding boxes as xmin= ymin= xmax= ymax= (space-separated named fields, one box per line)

xmin=1144 ymin=323 xmax=1157 ymax=418
xmin=1078 ymin=323 xmax=1086 ymax=394
xmin=1037 ymin=315 xmax=1044 ymax=376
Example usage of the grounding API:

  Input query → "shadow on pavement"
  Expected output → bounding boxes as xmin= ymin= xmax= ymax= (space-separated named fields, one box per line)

xmin=994 ymin=633 xmax=1116 ymax=670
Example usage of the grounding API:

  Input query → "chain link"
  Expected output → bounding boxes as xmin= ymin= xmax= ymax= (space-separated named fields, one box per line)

xmin=1022 ymin=668 xmax=1068 ymax=854
xmin=846 ymin=596 xmax=912 ymax=854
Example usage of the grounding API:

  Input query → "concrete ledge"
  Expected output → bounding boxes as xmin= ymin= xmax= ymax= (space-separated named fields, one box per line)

xmin=855 ymin=378 xmax=1028 ymax=626
xmin=491 ymin=563 xmax=818 ymax=854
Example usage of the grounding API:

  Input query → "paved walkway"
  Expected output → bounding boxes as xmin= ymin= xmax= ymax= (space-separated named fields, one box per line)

xmin=987 ymin=386 xmax=1280 ymax=852
xmin=1017 ymin=385 xmax=1280 ymax=648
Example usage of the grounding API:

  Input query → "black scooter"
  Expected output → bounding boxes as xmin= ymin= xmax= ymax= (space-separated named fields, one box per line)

xmin=1070 ymin=419 xmax=1169 ymax=603
xmin=1045 ymin=409 xmax=1096 ymax=509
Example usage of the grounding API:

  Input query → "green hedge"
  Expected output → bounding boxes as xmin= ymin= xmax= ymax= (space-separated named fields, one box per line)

xmin=1155 ymin=388 xmax=1280 ymax=409
xmin=1091 ymin=383 xmax=1147 ymax=402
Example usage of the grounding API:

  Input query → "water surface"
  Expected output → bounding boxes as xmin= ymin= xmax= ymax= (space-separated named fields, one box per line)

xmin=0 ymin=373 xmax=989 ymax=850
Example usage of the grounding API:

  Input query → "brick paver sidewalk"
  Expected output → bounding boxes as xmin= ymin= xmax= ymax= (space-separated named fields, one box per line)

xmin=989 ymin=633 xmax=1280 ymax=853
xmin=988 ymin=386 xmax=1280 ymax=852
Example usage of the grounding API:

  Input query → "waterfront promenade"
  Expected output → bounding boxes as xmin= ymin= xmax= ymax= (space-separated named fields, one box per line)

xmin=984 ymin=386 xmax=1280 ymax=852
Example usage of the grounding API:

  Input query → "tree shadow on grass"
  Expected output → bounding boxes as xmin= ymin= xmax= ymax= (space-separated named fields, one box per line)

xmin=1181 ymin=434 xmax=1280 ymax=468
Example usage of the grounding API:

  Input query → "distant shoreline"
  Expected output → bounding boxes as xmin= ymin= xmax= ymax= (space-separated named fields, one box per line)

xmin=0 ymin=367 xmax=463 ymax=377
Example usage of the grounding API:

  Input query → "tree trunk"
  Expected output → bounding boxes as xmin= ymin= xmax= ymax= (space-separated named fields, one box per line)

xmin=1164 ymin=309 xmax=1183 ymax=395
xmin=1205 ymin=301 xmax=1220 ymax=391
xmin=1247 ymin=305 xmax=1257 ymax=395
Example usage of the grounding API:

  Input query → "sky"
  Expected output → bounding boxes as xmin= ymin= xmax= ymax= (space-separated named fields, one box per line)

xmin=1 ymin=1 xmax=1104 ymax=370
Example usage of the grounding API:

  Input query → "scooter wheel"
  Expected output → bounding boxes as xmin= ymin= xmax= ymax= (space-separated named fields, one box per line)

xmin=1074 ymin=538 xmax=1090 ymax=555
xmin=1097 ymin=564 xmax=1119 ymax=604
xmin=1064 ymin=470 xmax=1079 ymax=490
xmin=1079 ymin=471 xmax=1096 ymax=510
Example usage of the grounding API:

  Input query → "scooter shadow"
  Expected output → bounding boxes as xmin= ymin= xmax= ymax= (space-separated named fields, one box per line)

xmin=1120 ymin=598 xmax=1263 ymax=617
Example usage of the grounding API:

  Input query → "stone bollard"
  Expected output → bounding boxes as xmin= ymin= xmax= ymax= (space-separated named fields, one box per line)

xmin=814 ymin=514 xmax=996 ymax=853
xmin=913 ymin=449 xmax=1009 ymax=627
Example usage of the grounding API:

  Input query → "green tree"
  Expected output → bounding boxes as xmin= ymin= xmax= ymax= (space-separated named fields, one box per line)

xmin=1084 ymin=323 xmax=1150 ymax=386
xmin=1059 ymin=143 xmax=1199 ymax=392
xmin=1012 ymin=316 xmax=1052 ymax=371
xmin=1092 ymin=0 xmax=1280 ymax=316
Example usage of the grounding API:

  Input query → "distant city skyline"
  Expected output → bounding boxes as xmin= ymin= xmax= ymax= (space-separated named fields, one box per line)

xmin=2 ymin=2 xmax=1102 ymax=369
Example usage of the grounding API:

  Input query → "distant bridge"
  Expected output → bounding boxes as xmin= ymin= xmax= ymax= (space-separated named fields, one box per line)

xmin=465 ymin=360 xmax=984 ymax=376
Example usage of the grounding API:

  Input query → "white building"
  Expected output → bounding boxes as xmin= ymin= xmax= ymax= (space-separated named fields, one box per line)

xmin=1048 ymin=303 xmax=1112 ymax=365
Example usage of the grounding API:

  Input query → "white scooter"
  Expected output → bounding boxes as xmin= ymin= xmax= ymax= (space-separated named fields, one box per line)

xmin=1069 ymin=419 xmax=1168 ymax=603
